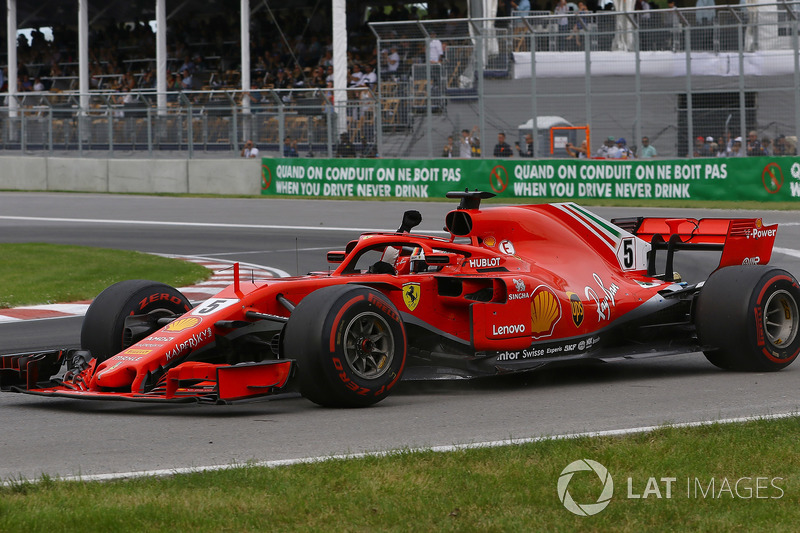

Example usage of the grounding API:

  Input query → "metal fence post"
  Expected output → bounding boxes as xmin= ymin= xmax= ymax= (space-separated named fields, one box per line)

xmin=146 ymin=104 xmax=153 ymax=156
xmin=634 ymin=16 xmax=642 ymax=155
xmin=278 ymin=95 xmax=285 ymax=158
xmin=20 ymin=107 xmax=26 ymax=153
xmin=794 ymin=5 xmax=800 ymax=142
xmin=181 ymin=92 xmax=194 ymax=159
xmin=77 ymin=98 xmax=84 ymax=156
xmin=685 ymin=25 xmax=693 ymax=157
xmin=106 ymin=95 xmax=114 ymax=158
xmin=229 ymin=91 xmax=239 ymax=153
xmin=176 ymin=104 xmax=183 ymax=151
xmin=47 ymin=105 xmax=53 ymax=154
xmin=526 ymin=19 xmax=539 ymax=158
xmin=327 ymin=108 xmax=334 ymax=157
xmin=585 ymin=16 xmax=592 ymax=155
xmin=371 ymin=27 xmax=384 ymax=158
xmin=421 ymin=22 xmax=434 ymax=159
xmin=738 ymin=22 xmax=747 ymax=156
xmin=188 ymin=98 xmax=194 ymax=159
xmin=376 ymin=46 xmax=384 ymax=158
xmin=476 ymin=24 xmax=486 ymax=158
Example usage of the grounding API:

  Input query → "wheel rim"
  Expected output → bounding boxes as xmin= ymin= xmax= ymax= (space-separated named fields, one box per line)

xmin=763 ymin=290 xmax=799 ymax=352
xmin=343 ymin=312 xmax=394 ymax=380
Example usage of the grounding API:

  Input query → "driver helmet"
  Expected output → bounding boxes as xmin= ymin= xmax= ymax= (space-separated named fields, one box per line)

xmin=410 ymin=247 xmax=427 ymax=273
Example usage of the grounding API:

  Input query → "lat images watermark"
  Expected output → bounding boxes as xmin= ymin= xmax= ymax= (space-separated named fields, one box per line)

xmin=557 ymin=459 xmax=614 ymax=516
xmin=557 ymin=460 xmax=785 ymax=516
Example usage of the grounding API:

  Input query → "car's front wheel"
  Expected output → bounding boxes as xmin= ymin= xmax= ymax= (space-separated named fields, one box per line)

xmin=695 ymin=266 xmax=800 ymax=371
xmin=81 ymin=280 xmax=192 ymax=364
xmin=282 ymin=285 xmax=407 ymax=407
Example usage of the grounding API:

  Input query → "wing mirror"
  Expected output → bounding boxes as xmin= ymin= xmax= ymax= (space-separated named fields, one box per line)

xmin=327 ymin=251 xmax=347 ymax=263
xmin=423 ymin=253 xmax=453 ymax=265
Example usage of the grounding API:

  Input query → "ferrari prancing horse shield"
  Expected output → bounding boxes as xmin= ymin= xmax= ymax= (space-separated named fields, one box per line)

xmin=403 ymin=282 xmax=421 ymax=311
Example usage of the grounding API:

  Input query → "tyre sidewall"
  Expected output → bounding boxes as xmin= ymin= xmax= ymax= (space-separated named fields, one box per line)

xmin=321 ymin=289 xmax=406 ymax=403
xmin=697 ymin=266 xmax=800 ymax=371
xmin=81 ymin=280 xmax=192 ymax=362
xmin=747 ymin=272 xmax=800 ymax=367
xmin=287 ymin=285 xmax=407 ymax=407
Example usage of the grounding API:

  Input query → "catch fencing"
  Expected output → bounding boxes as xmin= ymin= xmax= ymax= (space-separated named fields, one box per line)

xmin=0 ymin=88 xmax=375 ymax=158
xmin=371 ymin=2 xmax=800 ymax=159
xmin=2 ymin=3 xmax=800 ymax=159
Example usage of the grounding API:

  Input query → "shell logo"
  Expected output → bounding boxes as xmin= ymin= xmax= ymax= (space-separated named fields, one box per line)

xmin=531 ymin=285 xmax=562 ymax=339
xmin=165 ymin=317 xmax=202 ymax=332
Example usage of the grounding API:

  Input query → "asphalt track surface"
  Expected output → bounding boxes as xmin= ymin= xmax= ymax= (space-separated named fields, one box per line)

xmin=0 ymin=192 xmax=799 ymax=481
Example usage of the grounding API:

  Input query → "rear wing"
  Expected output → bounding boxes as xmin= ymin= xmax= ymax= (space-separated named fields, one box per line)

xmin=612 ymin=216 xmax=777 ymax=279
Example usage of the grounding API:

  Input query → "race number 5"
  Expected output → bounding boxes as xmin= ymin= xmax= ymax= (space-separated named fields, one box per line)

xmin=617 ymin=238 xmax=636 ymax=271
xmin=191 ymin=298 xmax=239 ymax=316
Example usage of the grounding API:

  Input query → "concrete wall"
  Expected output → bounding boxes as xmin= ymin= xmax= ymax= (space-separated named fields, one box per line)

xmin=47 ymin=157 xmax=109 ymax=192
xmin=109 ymin=159 xmax=189 ymax=194
xmin=0 ymin=156 xmax=263 ymax=195
xmin=0 ymin=156 xmax=48 ymax=190
xmin=187 ymin=159 xmax=262 ymax=195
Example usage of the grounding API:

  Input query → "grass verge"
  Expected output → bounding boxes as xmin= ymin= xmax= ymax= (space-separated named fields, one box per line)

xmin=0 ymin=243 xmax=210 ymax=308
xmin=1 ymin=417 xmax=798 ymax=532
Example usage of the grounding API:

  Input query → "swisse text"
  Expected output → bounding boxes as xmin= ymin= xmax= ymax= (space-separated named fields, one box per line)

xmin=495 ymin=348 xmax=545 ymax=361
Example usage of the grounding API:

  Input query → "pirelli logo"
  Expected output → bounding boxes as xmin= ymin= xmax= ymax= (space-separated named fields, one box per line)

xmin=123 ymin=348 xmax=151 ymax=356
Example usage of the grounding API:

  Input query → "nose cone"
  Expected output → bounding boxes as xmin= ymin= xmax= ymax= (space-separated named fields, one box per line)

xmin=92 ymin=360 xmax=138 ymax=389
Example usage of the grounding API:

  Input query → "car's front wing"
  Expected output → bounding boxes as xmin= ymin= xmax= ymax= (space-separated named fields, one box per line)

xmin=0 ymin=349 xmax=294 ymax=404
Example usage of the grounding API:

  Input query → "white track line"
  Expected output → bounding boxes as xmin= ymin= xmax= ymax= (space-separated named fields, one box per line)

xmin=5 ymin=411 xmax=796 ymax=486
xmin=156 ymin=254 xmax=291 ymax=278
xmin=0 ymin=215 xmax=448 ymax=235
xmin=774 ymin=247 xmax=800 ymax=260
xmin=196 ymin=247 xmax=332 ymax=257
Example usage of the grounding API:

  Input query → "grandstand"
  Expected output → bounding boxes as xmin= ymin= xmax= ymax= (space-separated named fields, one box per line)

xmin=2 ymin=1 xmax=799 ymax=159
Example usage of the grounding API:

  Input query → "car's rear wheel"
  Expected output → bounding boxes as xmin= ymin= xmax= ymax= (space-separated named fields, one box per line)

xmin=695 ymin=266 xmax=800 ymax=371
xmin=282 ymin=285 xmax=407 ymax=407
xmin=81 ymin=280 xmax=192 ymax=364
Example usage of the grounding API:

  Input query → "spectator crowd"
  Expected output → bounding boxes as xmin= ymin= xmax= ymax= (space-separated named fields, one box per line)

xmin=1 ymin=3 xmax=466 ymax=97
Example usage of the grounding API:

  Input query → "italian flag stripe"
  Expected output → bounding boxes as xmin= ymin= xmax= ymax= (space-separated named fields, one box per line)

xmin=555 ymin=203 xmax=618 ymax=250
xmin=568 ymin=204 xmax=622 ymax=240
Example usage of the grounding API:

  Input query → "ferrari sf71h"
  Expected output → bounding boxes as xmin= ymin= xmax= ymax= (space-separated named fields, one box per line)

xmin=2 ymin=191 xmax=798 ymax=407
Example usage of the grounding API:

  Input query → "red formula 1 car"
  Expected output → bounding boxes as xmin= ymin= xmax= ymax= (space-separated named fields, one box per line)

xmin=2 ymin=191 xmax=799 ymax=407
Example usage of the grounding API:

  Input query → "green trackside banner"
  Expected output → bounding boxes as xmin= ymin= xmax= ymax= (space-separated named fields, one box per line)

xmin=260 ymin=157 xmax=800 ymax=202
